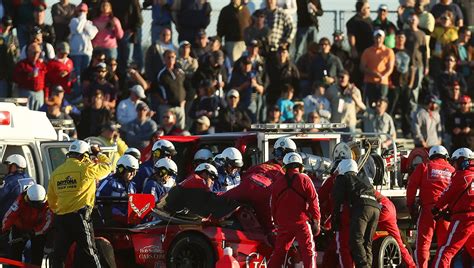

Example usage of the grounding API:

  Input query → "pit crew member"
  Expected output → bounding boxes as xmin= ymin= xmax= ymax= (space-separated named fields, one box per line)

xmin=47 ymin=140 xmax=111 ymax=267
xmin=431 ymin=147 xmax=474 ymax=268
xmin=242 ymin=137 xmax=296 ymax=181
xmin=0 ymin=155 xmax=34 ymax=220
xmin=333 ymin=159 xmax=380 ymax=268
xmin=133 ymin=139 xmax=176 ymax=192
xmin=213 ymin=147 xmax=243 ymax=192
xmin=180 ymin=163 xmax=219 ymax=190
xmin=268 ymin=152 xmax=320 ymax=268
xmin=143 ymin=158 xmax=178 ymax=203
xmin=96 ymin=155 xmax=139 ymax=222
xmin=406 ymin=145 xmax=454 ymax=268
xmin=2 ymin=184 xmax=52 ymax=266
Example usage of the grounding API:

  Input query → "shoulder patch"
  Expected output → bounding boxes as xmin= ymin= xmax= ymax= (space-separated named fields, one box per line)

xmin=10 ymin=202 xmax=18 ymax=212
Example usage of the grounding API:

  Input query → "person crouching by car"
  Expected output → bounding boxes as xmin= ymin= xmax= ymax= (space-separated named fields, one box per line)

xmin=2 ymin=184 xmax=52 ymax=266
xmin=96 ymin=155 xmax=139 ymax=224
xmin=268 ymin=152 xmax=320 ymax=268
xmin=142 ymin=158 xmax=178 ymax=203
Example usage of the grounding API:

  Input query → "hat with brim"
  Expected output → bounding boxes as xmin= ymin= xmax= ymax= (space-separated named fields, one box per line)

xmin=196 ymin=116 xmax=211 ymax=127
xmin=130 ymin=85 xmax=146 ymax=99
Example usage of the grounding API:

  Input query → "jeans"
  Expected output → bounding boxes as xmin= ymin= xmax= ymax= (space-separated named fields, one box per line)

xmin=70 ymin=55 xmax=91 ymax=76
xmin=18 ymin=89 xmax=44 ymax=111
xmin=96 ymin=47 xmax=117 ymax=61
xmin=118 ymin=31 xmax=135 ymax=75
xmin=16 ymin=24 xmax=30 ymax=49
xmin=132 ymin=28 xmax=144 ymax=72
xmin=294 ymin=26 xmax=318 ymax=61
xmin=363 ymin=83 xmax=388 ymax=107
xmin=0 ymin=79 xmax=9 ymax=98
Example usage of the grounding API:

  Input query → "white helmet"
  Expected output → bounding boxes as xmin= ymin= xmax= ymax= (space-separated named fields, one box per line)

xmin=333 ymin=142 xmax=352 ymax=160
xmin=154 ymin=158 xmax=178 ymax=175
xmin=194 ymin=149 xmax=213 ymax=162
xmin=4 ymin=154 xmax=27 ymax=169
xmin=124 ymin=148 xmax=141 ymax=161
xmin=429 ymin=145 xmax=449 ymax=158
xmin=283 ymin=152 xmax=303 ymax=166
xmin=151 ymin=140 xmax=177 ymax=157
xmin=68 ymin=140 xmax=90 ymax=155
xmin=116 ymin=155 xmax=139 ymax=171
xmin=274 ymin=137 xmax=297 ymax=151
xmin=195 ymin=163 xmax=218 ymax=179
xmin=26 ymin=184 xmax=47 ymax=203
xmin=221 ymin=147 xmax=243 ymax=168
xmin=337 ymin=159 xmax=358 ymax=175
xmin=451 ymin=148 xmax=473 ymax=161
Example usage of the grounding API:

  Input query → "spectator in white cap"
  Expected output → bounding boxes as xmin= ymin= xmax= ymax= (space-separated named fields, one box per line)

xmin=216 ymin=89 xmax=251 ymax=132
xmin=360 ymin=29 xmax=395 ymax=106
xmin=177 ymin=40 xmax=198 ymax=81
xmin=116 ymin=85 xmax=146 ymax=125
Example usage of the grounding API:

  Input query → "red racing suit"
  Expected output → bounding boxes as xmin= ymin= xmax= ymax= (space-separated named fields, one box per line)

xmin=406 ymin=158 xmax=454 ymax=268
xmin=221 ymin=173 xmax=273 ymax=233
xmin=318 ymin=173 xmax=353 ymax=268
xmin=242 ymin=159 xmax=285 ymax=182
xmin=268 ymin=168 xmax=320 ymax=268
xmin=432 ymin=166 xmax=474 ymax=268
xmin=179 ymin=174 xmax=210 ymax=191
xmin=2 ymin=192 xmax=53 ymax=235
xmin=375 ymin=192 xmax=416 ymax=268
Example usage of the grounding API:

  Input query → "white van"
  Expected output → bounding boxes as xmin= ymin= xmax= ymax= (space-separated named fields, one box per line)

xmin=0 ymin=101 xmax=71 ymax=189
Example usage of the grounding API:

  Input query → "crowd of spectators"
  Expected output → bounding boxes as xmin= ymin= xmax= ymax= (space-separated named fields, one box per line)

xmin=0 ymin=0 xmax=473 ymax=153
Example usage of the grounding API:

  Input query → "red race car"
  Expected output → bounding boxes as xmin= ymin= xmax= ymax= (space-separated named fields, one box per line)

xmin=90 ymin=193 xmax=300 ymax=268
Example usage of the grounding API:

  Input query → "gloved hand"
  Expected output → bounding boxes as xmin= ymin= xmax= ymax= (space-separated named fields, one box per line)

xmin=90 ymin=144 xmax=101 ymax=156
xmin=431 ymin=206 xmax=441 ymax=216
xmin=311 ymin=221 xmax=320 ymax=236
xmin=408 ymin=204 xmax=420 ymax=222
xmin=331 ymin=216 xmax=340 ymax=232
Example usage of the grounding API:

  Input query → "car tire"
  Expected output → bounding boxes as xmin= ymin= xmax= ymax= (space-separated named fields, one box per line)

xmin=372 ymin=235 xmax=401 ymax=268
xmin=167 ymin=233 xmax=215 ymax=268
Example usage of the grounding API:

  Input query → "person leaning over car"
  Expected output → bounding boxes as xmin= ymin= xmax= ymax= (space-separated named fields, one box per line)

xmin=47 ymin=140 xmax=111 ymax=268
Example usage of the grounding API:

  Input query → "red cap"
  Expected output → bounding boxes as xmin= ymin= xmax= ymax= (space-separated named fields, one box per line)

xmin=459 ymin=95 xmax=471 ymax=103
xmin=78 ymin=3 xmax=88 ymax=12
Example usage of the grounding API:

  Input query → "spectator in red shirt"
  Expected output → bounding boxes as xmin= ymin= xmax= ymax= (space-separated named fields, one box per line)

xmin=13 ymin=42 xmax=48 ymax=111
xmin=46 ymin=42 xmax=75 ymax=95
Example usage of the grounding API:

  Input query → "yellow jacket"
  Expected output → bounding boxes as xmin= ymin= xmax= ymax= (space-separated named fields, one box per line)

xmin=47 ymin=154 xmax=111 ymax=215
xmin=97 ymin=136 xmax=128 ymax=171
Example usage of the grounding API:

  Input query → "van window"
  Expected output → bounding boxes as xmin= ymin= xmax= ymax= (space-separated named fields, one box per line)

xmin=46 ymin=147 xmax=68 ymax=172
xmin=0 ymin=145 xmax=36 ymax=181
xmin=268 ymin=139 xmax=330 ymax=160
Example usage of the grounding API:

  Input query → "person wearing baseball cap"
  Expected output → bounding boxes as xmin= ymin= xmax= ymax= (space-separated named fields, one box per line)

xmin=448 ymin=95 xmax=474 ymax=150
xmin=121 ymin=102 xmax=158 ymax=150
xmin=177 ymin=40 xmax=198 ymax=80
xmin=33 ymin=3 xmax=56 ymax=46
xmin=116 ymin=85 xmax=146 ymax=125
xmin=360 ymin=27 xmax=395 ymax=106
xmin=412 ymin=94 xmax=443 ymax=148
xmin=373 ymin=4 xmax=397 ymax=49
xmin=46 ymin=42 xmax=74 ymax=95
xmin=216 ymin=89 xmax=251 ymax=132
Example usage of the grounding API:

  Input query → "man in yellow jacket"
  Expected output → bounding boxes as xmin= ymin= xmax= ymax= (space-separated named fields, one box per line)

xmin=48 ymin=140 xmax=111 ymax=268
